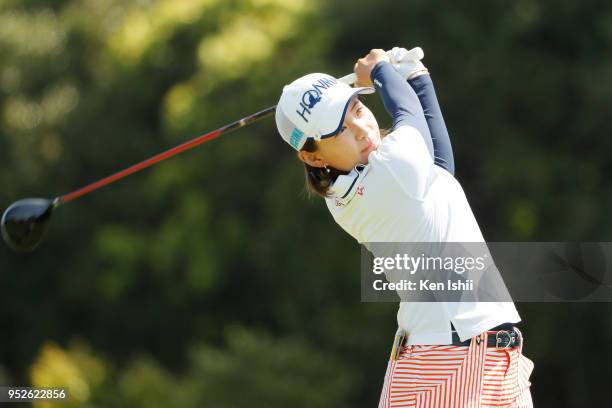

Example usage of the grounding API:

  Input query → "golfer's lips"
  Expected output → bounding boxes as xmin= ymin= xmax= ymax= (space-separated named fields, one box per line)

xmin=361 ymin=140 xmax=375 ymax=154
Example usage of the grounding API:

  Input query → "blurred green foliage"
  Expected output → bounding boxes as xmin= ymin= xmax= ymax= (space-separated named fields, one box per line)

xmin=1 ymin=0 xmax=611 ymax=407
xmin=30 ymin=327 xmax=352 ymax=408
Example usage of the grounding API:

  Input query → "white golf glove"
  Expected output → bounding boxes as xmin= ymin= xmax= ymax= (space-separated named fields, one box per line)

xmin=387 ymin=46 xmax=429 ymax=79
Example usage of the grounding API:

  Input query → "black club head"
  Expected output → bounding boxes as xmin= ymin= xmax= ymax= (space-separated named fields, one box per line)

xmin=1 ymin=198 xmax=56 ymax=252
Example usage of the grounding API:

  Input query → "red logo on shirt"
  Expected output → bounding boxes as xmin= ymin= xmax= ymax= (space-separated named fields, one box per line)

xmin=356 ymin=186 xmax=364 ymax=196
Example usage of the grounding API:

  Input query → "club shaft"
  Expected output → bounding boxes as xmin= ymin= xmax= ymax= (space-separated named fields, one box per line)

xmin=54 ymin=62 xmax=375 ymax=206
xmin=57 ymin=105 xmax=277 ymax=205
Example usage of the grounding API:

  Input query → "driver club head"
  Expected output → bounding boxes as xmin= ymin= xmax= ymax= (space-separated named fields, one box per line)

xmin=1 ymin=198 xmax=56 ymax=252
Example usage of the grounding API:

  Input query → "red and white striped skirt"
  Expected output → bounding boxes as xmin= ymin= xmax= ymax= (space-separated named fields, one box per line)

xmin=378 ymin=330 xmax=534 ymax=408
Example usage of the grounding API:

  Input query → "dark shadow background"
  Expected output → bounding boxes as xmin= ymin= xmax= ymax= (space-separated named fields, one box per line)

xmin=1 ymin=0 xmax=611 ymax=406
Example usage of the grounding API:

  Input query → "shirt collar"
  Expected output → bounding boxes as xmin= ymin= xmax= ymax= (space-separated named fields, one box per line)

xmin=328 ymin=164 xmax=369 ymax=205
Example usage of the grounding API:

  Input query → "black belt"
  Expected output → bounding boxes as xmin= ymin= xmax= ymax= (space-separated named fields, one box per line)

xmin=391 ymin=323 xmax=521 ymax=361
xmin=451 ymin=323 xmax=521 ymax=349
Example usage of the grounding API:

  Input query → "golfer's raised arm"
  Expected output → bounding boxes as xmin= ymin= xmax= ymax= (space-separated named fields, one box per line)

xmin=408 ymin=74 xmax=455 ymax=175
xmin=365 ymin=63 xmax=434 ymax=159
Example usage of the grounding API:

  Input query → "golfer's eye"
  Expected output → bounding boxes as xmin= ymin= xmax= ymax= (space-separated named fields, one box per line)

xmin=337 ymin=126 xmax=347 ymax=136
xmin=356 ymin=107 xmax=363 ymax=116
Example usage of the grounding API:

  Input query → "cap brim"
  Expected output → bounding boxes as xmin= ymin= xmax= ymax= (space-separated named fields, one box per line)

xmin=319 ymin=86 xmax=375 ymax=139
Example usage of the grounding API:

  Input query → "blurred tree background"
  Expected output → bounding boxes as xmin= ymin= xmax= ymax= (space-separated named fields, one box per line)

xmin=0 ymin=0 xmax=611 ymax=406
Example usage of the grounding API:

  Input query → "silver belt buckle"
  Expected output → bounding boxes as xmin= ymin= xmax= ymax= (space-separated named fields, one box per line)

xmin=495 ymin=330 xmax=515 ymax=350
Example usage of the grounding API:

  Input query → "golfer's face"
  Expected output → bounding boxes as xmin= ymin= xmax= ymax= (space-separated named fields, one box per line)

xmin=316 ymin=97 xmax=381 ymax=171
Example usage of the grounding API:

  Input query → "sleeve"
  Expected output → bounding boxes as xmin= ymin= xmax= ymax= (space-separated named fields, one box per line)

xmin=370 ymin=126 xmax=434 ymax=201
xmin=408 ymin=75 xmax=455 ymax=175
xmin=370 ymin=62 xmax=434 ymax=159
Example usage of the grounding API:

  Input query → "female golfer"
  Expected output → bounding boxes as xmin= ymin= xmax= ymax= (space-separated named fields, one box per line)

xmin=276 ymin=48 xmax=534 ymax=407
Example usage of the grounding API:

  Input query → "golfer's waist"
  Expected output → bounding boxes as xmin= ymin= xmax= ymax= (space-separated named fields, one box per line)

xmin=401 ymin=323 xmax=522 ymax=348
xmin=450 ymin=322 xmax=521 ymax=348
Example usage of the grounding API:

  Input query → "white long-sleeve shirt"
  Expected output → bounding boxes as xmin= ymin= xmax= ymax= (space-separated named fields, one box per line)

xmin=325 ymin=125 xmax=520 ymax=344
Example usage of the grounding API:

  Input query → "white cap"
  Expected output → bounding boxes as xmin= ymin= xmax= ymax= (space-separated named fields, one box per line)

xmin=275 ymin=73 xmax=374 ymax=150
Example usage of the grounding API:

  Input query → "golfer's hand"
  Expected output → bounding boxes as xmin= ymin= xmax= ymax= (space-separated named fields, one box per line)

xmin=354 ymin=49 xmax=390 ymax=88
xmin=388 ymin=46 xmax=428 ymax=79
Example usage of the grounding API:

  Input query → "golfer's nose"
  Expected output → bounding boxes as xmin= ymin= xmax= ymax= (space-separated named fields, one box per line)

xmin=350 ymin=118 xmax=368 ymax=140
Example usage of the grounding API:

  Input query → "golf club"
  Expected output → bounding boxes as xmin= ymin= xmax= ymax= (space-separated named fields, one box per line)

xmin=1 ymin=47 xmax=424 ymax=252
xmin=1 ymin=104 xmax=276 ymax=252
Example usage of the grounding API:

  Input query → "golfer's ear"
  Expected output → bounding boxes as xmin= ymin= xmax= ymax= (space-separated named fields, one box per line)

xmin=298 ymin=150 xmax=325 ymax=168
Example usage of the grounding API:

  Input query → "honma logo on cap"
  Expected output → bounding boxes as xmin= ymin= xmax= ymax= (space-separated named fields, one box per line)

xmin=295 ymin=76 xmax=338 ymax=123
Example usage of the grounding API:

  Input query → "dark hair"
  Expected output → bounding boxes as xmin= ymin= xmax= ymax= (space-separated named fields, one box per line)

xmin=300 ymin=138 xmax=347 ymax=198
xmin=299 ymin=129 xmax=391 ymax=198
